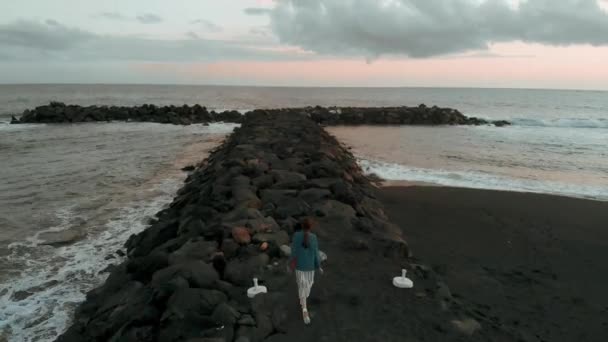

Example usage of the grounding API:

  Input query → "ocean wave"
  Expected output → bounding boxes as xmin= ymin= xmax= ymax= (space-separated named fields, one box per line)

xmin=359 ymin=158 xmax=608 ymax=202
xmin=510 ymin=117 xmax=608 ymax=129
xmin=0 ymin=178 xmax=183 ymax=342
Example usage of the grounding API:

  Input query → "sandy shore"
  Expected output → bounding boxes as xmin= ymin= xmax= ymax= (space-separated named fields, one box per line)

xmin=378 ymin=185 xmax=608 ymax=342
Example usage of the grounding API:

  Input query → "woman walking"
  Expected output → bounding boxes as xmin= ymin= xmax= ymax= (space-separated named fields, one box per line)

xmin=289 ymin=217 xmax=323 ymax=325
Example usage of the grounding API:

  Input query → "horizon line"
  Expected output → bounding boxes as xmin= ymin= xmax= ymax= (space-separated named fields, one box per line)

xmin=0 ymin=82 xmax=607 ymax=93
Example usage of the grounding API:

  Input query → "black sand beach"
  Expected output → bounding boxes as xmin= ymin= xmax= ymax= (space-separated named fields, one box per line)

xmin=379 ymin=186 xmax=608 ymax=342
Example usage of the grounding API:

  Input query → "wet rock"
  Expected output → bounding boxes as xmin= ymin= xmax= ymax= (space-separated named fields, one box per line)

xmin=11 ymin=290 xmax=33 ymax=301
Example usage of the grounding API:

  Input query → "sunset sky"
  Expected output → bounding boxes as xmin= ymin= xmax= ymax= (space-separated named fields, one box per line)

xmin=1 ymin=0 xmax=608 ymax=89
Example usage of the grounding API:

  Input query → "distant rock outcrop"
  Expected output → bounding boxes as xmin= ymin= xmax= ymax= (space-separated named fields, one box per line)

xmin=12 ymin=102 xmax=510 ymax=127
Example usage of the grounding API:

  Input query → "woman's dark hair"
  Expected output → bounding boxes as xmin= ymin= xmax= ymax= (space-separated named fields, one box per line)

xmin=301 ymin=217 xmax=314 ymax=249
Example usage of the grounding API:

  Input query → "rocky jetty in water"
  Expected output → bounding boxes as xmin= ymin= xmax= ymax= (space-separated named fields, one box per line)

xmin=56 ymin=110 xmax=411 ymax=342
xmin=13 ymin=102 xmax=510 ymax=127
xmin=15 ymin=102 xmax=243 ymax=125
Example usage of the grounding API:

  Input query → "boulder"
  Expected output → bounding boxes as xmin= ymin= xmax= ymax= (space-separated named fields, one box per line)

xmin=152 ymin=261 xmax=219 ymax=289
xmin=298 ymin=188 xmax=331 ymax=204
xmin=224 ymin=254 xmax=269 ymax=286
xmin=270 ymin=170 xmax=306 ymax=183
xmin=221 ymin=238 xmax=240 ymax=259
xmin=126 ymin=252 xmax=169 ymax=282
xmin=246 ymin=217 xmax=280 ymax=234
xmin=259 ymin=189 xmax=297 ymax=205
xmin=223 ymin=207 xmax=263 ymax=222
xmin=275 ymin=197 xmax=310 ymax=219
xmin=177 ymin=217 xmax=206 ymax=237
xmin=211 ymin=302 xmax=240 ymax=326
xmin=168 ymin=239 xmax=218 ymax=264
xmin=252 ymin=174 xmax=274 ymax=189
xmin=252 ymin=231 xmax=289 ymax=246
xmin=313 ymin=200 xmax=356 ymax=219
xmin=163 ymin=288 xmax=227 ymax=319
xmin=279 ymin=245 xmax=291 ymax=258
xmin=231 ymin=227 xmax=251 ymax=245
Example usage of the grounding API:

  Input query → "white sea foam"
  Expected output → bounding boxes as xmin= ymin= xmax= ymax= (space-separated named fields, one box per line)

xmin=0 ymin=178 xmax=183 ymax=342
xmin=359 ymin=158 xmax=608 ymax=202
xmin=0 ymin=122 xmax=44 ymax=131
xmin=510 ymin=117 xmax=608 ymax=129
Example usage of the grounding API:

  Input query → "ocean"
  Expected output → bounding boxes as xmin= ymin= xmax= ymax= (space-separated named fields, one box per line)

xmin=0 ymin=84 xmax=607 ymax=341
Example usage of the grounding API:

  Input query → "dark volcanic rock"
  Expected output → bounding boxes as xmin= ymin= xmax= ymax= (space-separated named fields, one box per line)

xmin=56 ymin=110 xmax=416 ymax=342
xmin=14 ymin=102 xmax=510 ymax=127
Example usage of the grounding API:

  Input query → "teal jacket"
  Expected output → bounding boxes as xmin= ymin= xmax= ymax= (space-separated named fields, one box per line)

xmin=290 ymin=231 xmax=321 ymax=271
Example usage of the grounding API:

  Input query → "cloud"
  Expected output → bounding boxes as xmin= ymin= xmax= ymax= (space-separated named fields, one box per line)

xmin=244 ymin=7 xmax=273 ymax=15
xmin=0 ymin=19 xmax=310 ymax=63
xmin=268 ymin=0 xmax=608 ymax=58
xmin=186 ymin=31 xmax=200 ymax=39
xmin=0 ymin=20 xmax=94 ymax=51
xmin=191 ymin=19 xmax=222 ymax=32
xmin=136 ymin=13 xmax=163 ymax=24
xmin=95 ymin=12 xmax=128 ymax=21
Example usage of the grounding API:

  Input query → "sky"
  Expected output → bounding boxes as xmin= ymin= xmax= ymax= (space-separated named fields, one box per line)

xmin=1 ymin=0 xmax=608 ymax=89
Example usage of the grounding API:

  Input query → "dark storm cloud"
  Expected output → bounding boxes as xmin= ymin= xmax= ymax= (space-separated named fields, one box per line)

xmin=244 ymin=7 xmax=273 ymax=15
xmin=190 ymin=19 xmax=222 ymax=32
xmin=136 ymin=13 xmax=163 ymax=24
xmin=269 ymin=0 xmax=608 ymax=58
xmin=0 ymin=20 xmax=308 ymax=62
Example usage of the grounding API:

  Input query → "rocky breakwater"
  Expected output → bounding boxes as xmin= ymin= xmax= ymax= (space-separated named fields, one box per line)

xmin=12 ymin=102 xmax=510 ymax=127
xmin=13 ymin=102 xmax=243 ymax=125
xmin=307 ymin=105 xmax=510 ymax=127
xmin=56 ymin=110 xmax=411 ymax=342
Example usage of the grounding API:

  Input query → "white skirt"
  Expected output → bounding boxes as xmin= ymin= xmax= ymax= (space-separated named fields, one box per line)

xmin=295 ymin=270 xmax=315 ymax=299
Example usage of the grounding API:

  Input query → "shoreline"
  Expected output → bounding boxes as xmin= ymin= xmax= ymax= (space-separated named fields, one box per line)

xmin=0 ymin=131 xmax=230 ymax=342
